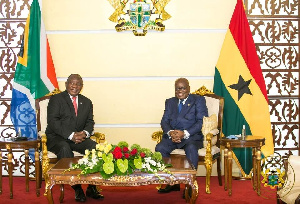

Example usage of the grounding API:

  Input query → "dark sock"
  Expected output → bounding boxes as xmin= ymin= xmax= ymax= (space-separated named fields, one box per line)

xmin=71 ymin=184 xmax=82 ymax=190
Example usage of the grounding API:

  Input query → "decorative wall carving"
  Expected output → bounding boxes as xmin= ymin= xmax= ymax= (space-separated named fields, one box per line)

xmin=246 ymin=0 xmax=299 ymax=156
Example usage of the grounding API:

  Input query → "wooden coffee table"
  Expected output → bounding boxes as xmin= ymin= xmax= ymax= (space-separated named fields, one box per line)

xmin=45 ymin=155 xmax=198 ymax=203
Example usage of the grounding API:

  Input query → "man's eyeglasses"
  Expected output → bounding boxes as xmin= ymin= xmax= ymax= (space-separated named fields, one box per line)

xmin=175 ymin=87 xmax=187 ymax=91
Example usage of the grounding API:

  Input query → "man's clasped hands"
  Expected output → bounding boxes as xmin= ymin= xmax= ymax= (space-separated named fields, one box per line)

xmin=169 ymin=130 xmax=184 ymax=143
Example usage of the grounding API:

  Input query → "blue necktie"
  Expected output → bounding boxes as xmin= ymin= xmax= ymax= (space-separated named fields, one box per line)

xmin=178 ymin=99 xmax=183 ymax=113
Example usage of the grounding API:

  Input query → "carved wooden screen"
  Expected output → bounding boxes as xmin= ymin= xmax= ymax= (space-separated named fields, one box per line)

xmin=246 ymin=0 xmax=299 ymax=156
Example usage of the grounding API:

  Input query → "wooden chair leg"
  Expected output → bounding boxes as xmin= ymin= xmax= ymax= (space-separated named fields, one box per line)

xmin=59 ymin=184 xmax=64 ymax=203
xmin=204 ymin=155 xmax=212 ymax=194
xmin=217 ymin=157 xmax=222 ymax=186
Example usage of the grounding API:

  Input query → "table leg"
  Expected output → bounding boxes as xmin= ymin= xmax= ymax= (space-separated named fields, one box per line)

xmin=189 ymin=179 xmax=199 ymax=204
xmin=59 ymin=184 xmax=65 ymax=203
xmin=0 ymin=150 xmax=2 ymax=195
xmin=7 ymin=148 xmax=13 ymax=199
xmin=46 ymin=184 xmax=54 ymax=204
xmin=228 ymin=150 xmax=232 ymax=196
xmin=25 ymin=149 xmax=29 ymax=192
xmin=35 ymin=150 xmax=40 ymax=197
xmin=256 ymin=149 xmax=262 ymax=196
xmin=224 ymin=148 xmax=228 ymax=191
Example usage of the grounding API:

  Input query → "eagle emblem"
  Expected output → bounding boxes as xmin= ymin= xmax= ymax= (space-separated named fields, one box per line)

xmin=106 ymin=0 xmax=172 ymax=36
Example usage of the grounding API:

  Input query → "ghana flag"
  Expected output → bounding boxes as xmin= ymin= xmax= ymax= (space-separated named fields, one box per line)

xmin=213 ymin=0 xmax=274 ymax=174
xmin=10 ymin=0 xmax=59 ymax=150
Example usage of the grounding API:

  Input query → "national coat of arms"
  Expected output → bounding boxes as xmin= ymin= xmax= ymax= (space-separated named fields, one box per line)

xmin=107 ymin=0 xmax=172 ymax=36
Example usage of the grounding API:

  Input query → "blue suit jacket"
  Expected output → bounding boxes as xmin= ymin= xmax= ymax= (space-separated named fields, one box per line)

xmin=161 ymin=94 xmax=208 ymax=148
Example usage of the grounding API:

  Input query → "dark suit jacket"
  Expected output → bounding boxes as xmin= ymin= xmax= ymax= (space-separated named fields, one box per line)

xmin=161 ymin=94 xmax=208 ymax=148
xmin=45 ymin=90 xmax=94 ymax=142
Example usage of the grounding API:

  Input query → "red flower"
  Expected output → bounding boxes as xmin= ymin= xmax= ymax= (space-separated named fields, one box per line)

xmin=113 ymin=151 xmax=123 ymax=159
xmin=130 ymin=148 xmax=137 ymax=155
xmin=113 ymin=146 xmax=122 ymax=153
xmin=123 ymin=147 xmax=129 ymax=153
xmin=124 ymin=153 xmax=130 ymax=159
xmin=140 ymin=152 xmax=146 ymax=158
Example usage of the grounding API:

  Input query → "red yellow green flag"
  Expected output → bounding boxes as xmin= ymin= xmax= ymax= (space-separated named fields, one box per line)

xmin=213 ymin=0 xmax=274 ymax=174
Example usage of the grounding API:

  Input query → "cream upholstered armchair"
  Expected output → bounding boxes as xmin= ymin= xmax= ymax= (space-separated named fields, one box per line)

xmin=152 ymin=86 xmax=224 ymax=194
xmin=277 ymin=155 xmax=300 ymax=204
xmin=35 ymin=91 xmax=105 ymax=180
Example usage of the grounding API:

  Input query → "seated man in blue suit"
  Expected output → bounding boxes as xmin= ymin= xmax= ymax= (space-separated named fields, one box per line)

xmin=156 ymin=78 xmax=208 ymax=193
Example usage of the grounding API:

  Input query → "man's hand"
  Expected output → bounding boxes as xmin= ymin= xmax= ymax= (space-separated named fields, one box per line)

xmin=72 ymin=131 xmax=86 ymax=144
xmin=170 ymin=130 xmax=184 ymax=143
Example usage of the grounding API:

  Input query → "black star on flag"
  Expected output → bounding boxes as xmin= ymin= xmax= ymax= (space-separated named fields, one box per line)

xmin=228 ymin=75 xmax=252 ymax=101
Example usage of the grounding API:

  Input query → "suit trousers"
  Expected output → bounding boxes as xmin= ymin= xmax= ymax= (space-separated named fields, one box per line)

xmin=47 ymin=136 xmax=97 ymax=160
xmin=155 ymin=137 xmax=202 ymax=169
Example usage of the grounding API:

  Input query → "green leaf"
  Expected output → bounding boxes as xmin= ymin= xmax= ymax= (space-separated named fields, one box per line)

xmin=102 ymin=153 xmax=113 ymax=163
xmin=117 ymin=159 xmax=128 ymax=173
xmin=103 ymin=161 xmax=114 ymax=174
xmin=134 ymin=157 xmax=142 ymax=169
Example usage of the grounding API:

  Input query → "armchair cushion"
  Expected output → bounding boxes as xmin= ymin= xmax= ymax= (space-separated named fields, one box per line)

xmin=39 ymin=98 xmax=49 ymax=132
xmin=204 ymin=96 xmax=220 ymax=120
xmin=170 ymin=146 xmax=220 ymax=157
xmin=202 ymin=114 xmax=219 ymax=148
xmin=202 ymin=114 xmax=218 ymax=136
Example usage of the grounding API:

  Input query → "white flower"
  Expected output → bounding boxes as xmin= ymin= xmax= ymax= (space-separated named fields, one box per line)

xmin=88 ymin=161 xmax=94 ymax=169
xmin=91 ymin=158 xmax=98 ymax=165
xmin=159 ymin=164 xmax=165 ymax=171
xmin=78 ymin=158 xmax=89 ymax=165
xmin=145 ymin=163 xmax=151 ymax=170
xmin=149 ymin=160 xmax=156 ymax=166
xmin=144 ymin=157 xmax=151 ymax=162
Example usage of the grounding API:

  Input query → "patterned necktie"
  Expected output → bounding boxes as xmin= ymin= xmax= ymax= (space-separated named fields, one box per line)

xmin=178 ymin=99 xmax=183 ymax=113
xmin=72 ymin=96 xmax=77 ymax=116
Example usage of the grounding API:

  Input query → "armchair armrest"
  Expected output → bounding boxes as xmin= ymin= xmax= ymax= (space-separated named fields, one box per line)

xmin=152 ymin=130 xmax=163 ymax=144
xmin=90 ymin=132 xmax=106 ymax=143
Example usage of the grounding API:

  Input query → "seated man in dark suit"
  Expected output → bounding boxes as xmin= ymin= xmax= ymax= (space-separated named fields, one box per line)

xmin=46 ymin=74 xmax=103 ymax=202
xmin=155 ymin=78 xmax=208 ymax=193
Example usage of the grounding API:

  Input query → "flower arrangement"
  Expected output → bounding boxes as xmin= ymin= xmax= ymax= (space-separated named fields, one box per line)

xmin=67 ymin=141 xmax=171 ymax=179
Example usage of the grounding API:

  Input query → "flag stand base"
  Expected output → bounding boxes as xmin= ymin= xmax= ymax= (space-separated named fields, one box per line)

xmin=232 ymin=176 xmax=251 ymax=180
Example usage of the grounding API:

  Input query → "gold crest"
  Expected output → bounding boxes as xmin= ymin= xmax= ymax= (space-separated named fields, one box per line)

xmin=107 ymin=0 xmax=172 ymax=36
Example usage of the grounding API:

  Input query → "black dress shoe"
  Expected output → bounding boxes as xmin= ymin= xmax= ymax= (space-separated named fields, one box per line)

xmin=158 ymin=184 xmax=180 ymax=193
xmin=74 ymin=188 xmax=86 ymax=202
xmin=86 ymin=185 xmax=104 ymax=199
